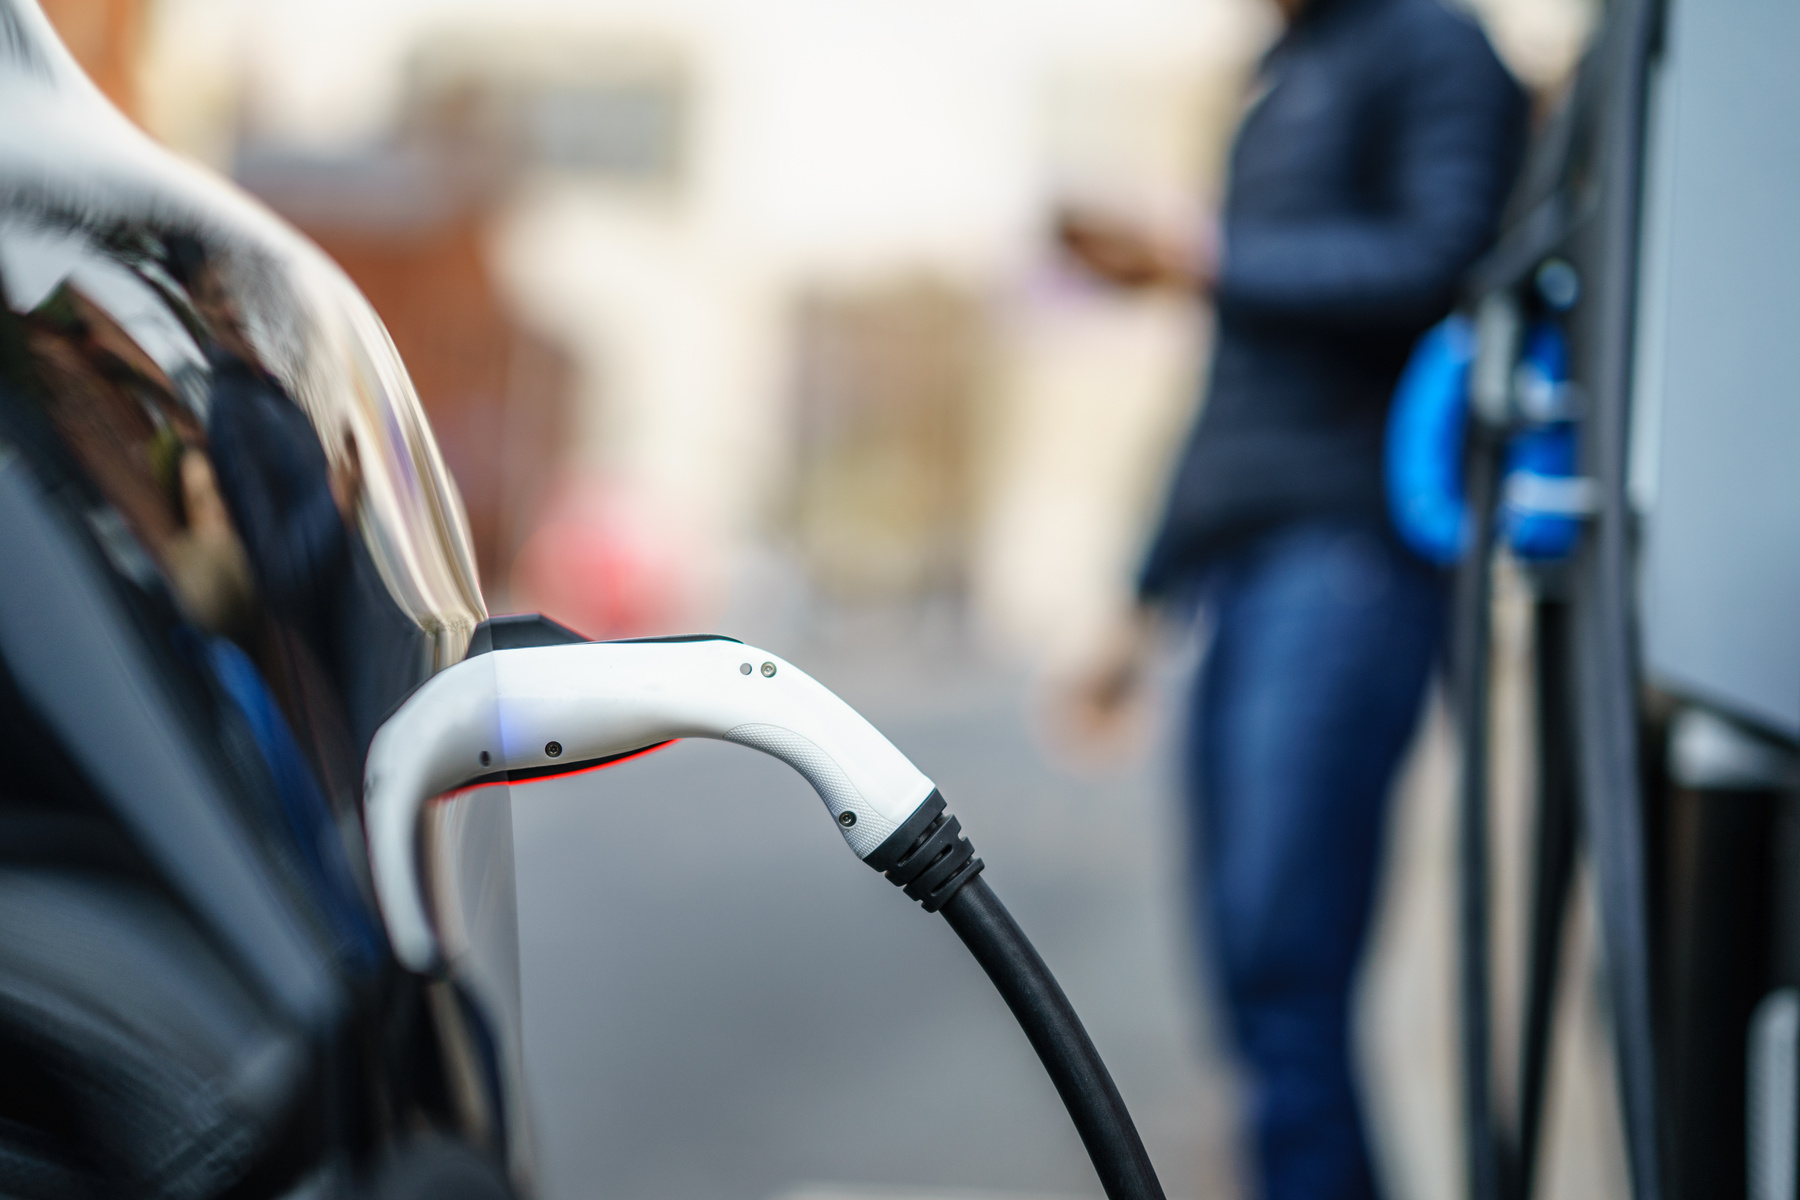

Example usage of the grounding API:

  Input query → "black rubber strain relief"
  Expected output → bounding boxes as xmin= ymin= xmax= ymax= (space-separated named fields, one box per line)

xmin=865 ymin=791 xmax=945 ymax=873
xmin=863 ymin=789 xmax=984 ymax=913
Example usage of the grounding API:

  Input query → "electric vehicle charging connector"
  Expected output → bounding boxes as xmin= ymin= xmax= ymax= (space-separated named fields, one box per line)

xmin=365 ymin=631 xmax=984 ymax=973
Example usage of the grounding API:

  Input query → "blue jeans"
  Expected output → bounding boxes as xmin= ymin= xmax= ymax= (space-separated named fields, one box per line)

xmin=1186 ymin=518 xmax=1444 ymax=1200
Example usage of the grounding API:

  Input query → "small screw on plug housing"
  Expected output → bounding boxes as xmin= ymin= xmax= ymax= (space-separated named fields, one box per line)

xmin=761 ymin=662 xmax=777 ymax=677
xmin=740 ymin=662 xmax=752 ymax=675
xmin=545 ymin=741 xmax=563 ymax=758
xmin=837 ymin=811 xmax=857 ymax=828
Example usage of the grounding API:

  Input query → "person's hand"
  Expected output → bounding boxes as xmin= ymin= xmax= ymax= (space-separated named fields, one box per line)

xmin=329 ymin=430 xmax=363 ymax=521
xmin=1052 ymin=605 xmax=1161 ymax=756
xmin=1056 ymin=208 xmax=1217 ymax=294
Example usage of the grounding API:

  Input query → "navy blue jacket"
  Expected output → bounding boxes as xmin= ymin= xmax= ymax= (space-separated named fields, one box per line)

xmin=1137 ymin=0 xmax=1526 ymax=599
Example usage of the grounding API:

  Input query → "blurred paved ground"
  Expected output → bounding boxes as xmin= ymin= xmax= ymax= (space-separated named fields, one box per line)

xmin=513 ymin=634 xmax=1243 ymax=1200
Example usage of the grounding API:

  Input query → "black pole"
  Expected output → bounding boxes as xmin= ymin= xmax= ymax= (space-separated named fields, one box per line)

xmin=1666 ymin=783 xmax=1776 ymax=1200
xmin=1510 ymin=598 xmax=1580 ymax=1200
xmin=1565 ymin=0 xmax=1665 ymax=1194
xmin=1454 ymin=436 xmax=1504 ymax=1200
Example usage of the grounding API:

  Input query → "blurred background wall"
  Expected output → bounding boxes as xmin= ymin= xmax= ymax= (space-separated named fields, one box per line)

xmin=48 ymin=0 xmax=1593 ymax=661
xmin=67 ymin=0 xmax=1591 ymax=655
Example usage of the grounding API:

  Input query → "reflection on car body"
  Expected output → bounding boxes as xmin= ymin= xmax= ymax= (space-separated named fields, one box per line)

xmin=0 ymin=2 xmax=531 ymax=1196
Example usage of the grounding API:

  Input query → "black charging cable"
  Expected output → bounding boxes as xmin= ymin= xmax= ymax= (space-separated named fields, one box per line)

xmin=941 ymin=880 xmax=1166 ymax=1200
xmin=864 ymin=792 xmax=1167 ymax=1200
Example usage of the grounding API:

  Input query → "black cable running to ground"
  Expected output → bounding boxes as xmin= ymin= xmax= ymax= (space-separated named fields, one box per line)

xmin=940 ymin=878 xmax=1166 ymax=1200
xmin=864 ymin=792 xmax=1165 ymax=1200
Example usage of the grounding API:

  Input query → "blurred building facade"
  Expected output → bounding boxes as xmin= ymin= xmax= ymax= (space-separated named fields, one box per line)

xmin=121 ymin=0 xmax=1595 ymax=648
xmin=122 ymin=0 xmax=1279 ymax=645
xmin=789 ymin=276 xmax=986 ymax=606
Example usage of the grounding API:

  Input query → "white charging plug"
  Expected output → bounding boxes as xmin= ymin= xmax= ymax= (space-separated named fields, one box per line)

xmin=364 ymin=634 xmax=939 ymax=971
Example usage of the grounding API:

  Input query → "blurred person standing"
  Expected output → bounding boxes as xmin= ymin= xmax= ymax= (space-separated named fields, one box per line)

xmin=1060 ymin=1 xmax=1525 ymax=1198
